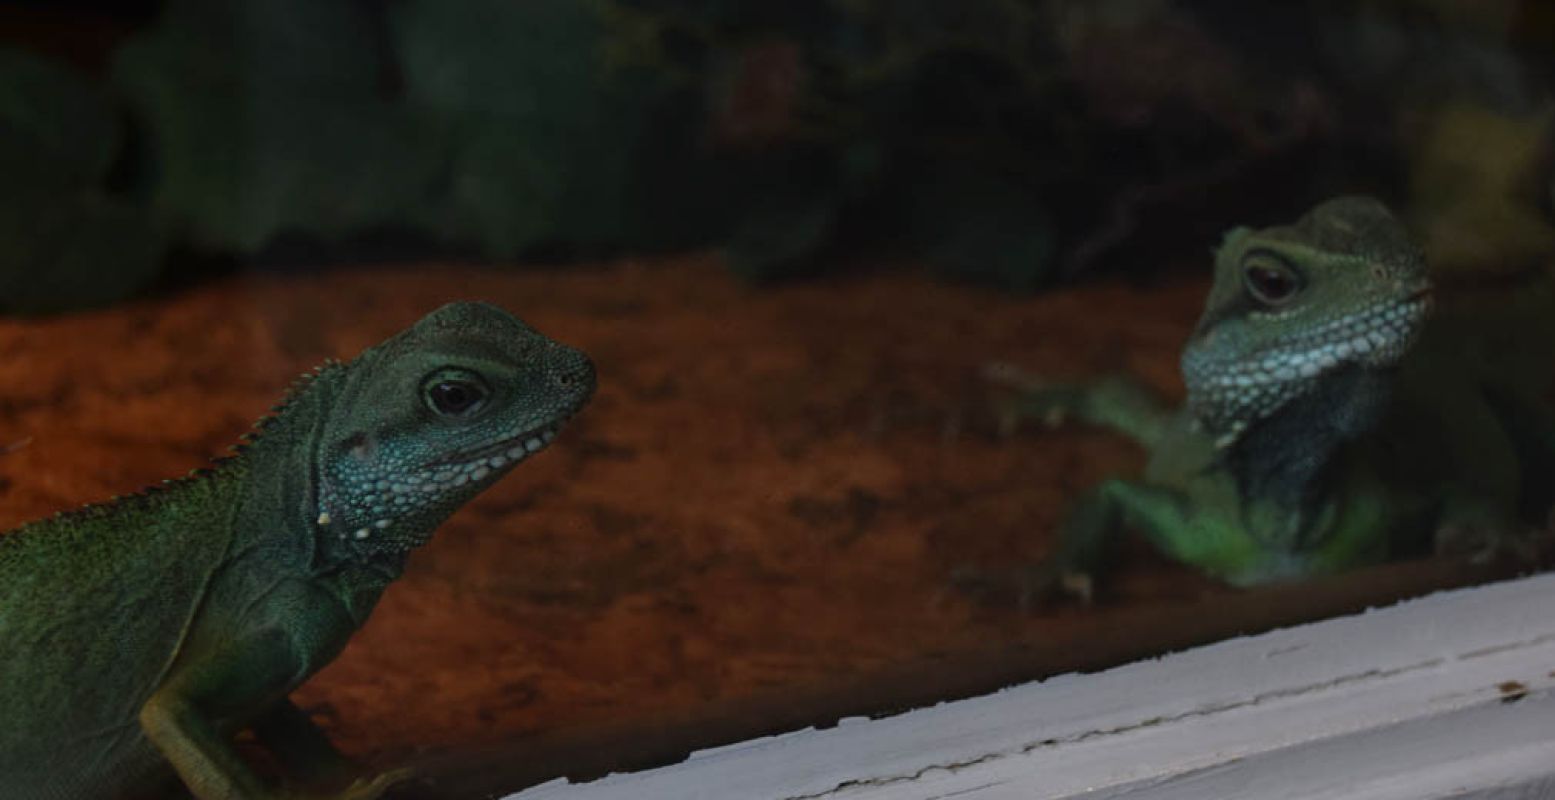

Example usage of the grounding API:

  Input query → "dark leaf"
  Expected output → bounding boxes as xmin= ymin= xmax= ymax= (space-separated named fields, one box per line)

xmin=112 ymin=0 xmax=441 ymax=252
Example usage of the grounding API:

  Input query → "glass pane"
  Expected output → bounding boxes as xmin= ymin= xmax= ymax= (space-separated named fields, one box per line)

xmin=0 ymin=1 xmax=1550 ymax=797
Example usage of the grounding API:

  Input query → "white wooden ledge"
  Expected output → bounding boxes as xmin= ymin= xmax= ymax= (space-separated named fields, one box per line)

xmin=505 ymin=572 xmax=1555 ymax=800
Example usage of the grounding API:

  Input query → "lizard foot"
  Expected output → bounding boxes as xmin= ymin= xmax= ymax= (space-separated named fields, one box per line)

xmin=1435 ymin=521 xmax=1555 ymax=567
xmin=289 ymin=766 xmax=418 ymax=800
xmin=982 ymin=362 xmax=1073 ymax=437
xmin=949 ymin=562 xmax=1095 ymax=610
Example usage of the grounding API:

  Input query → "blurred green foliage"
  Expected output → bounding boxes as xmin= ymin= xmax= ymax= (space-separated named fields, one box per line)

xmin=613 ymin=0 xmax=1071 ymax=282
xmin=0 ymin=0 xmax=1078 ymax=312
xmin=112 ymin=0 xmax=441 ymax=252
xmin=390 ymin=0 xmax=717 ymax=256
xmin=0 ymin=0 xmax=1548 ymax=313
xmin=0 ymin=50 xmax=163 ymax=314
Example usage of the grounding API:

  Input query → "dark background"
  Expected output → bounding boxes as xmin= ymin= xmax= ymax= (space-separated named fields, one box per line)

xmin=0 ymin=3 xmax=1551 ymax=796
xmin=0 ymin=0 xmax=1549 ymax=314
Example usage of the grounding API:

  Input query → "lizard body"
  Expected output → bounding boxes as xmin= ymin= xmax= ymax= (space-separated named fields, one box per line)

xmin=991 ymin=196 xmax=1555 ymax=593
xmin=0 ymin=302 xmax=595 ymax=799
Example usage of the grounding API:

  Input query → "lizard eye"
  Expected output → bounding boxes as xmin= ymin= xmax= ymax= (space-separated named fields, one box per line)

xmin=421 ymin=369 xmax=490 ymax=418
xmin=1241 ymin=252 xmax=1303 ymax=306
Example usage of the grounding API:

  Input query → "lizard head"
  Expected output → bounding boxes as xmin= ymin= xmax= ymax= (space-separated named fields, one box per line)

xmin=1181 ymin=196 xmax=1433 ymax=448
xmin=314 ymin=302 xmax=595 ymax=555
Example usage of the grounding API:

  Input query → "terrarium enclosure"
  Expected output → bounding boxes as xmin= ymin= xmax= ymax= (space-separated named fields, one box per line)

xmin=0 ymin=1 xmax=1551 ymax=798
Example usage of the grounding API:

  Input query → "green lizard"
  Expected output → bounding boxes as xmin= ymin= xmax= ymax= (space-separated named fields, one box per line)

xmin=980 ymin=195 xmax=1555 ymax=600
xmin=0 ymin=302 xmax=595 ymax=799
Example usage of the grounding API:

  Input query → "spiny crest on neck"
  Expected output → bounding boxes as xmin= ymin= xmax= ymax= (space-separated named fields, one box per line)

xmin=227 ymin=357 xmax=347 ymax=457
xmin=4 ymin=358 xmax=352 ymax=537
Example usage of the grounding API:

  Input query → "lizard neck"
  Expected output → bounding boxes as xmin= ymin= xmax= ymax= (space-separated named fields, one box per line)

xmin=1181 ymin=331 xmax=1327 ymax=450
xmin=232 ymin=362 xmax=408 ymax=618
xmin=232 ymin=363 xmax=382 ymax=570
xmin=1220 ymin=364 xmax=1394 ymax=549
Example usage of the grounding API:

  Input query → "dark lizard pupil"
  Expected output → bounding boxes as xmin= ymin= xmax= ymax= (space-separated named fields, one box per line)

xmin=1245 ymin=265 xmax=1298 ymax=304
xmin=430 ymin=381 xmax=481 ymax=415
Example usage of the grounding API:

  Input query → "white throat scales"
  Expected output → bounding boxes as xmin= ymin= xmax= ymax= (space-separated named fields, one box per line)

xmin=1182 ymin=292 xmax=1432 ymax=449
xmin=314 ymin=425 xmax=560 ymax=550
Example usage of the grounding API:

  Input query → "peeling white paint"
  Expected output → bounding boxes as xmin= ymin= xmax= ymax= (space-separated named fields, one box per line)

xmin=506 ymin=573 xmax=1555 ymax=800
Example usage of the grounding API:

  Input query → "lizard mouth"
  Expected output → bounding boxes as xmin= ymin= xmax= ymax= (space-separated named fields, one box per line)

xmin=316 ymin=413 xmax=580 ymax=544
xmin=317 ymin=373 xmax=593 ymax=545
xmin=439 ymin=422 xmax=561 ymax=469
xmin=1183 ymin=288 xmax=1431 ymax=448
xmin=341 ymin=414 xmax=577 ymax=520
xmin=425 ymin=408 xmax=582 ymax=474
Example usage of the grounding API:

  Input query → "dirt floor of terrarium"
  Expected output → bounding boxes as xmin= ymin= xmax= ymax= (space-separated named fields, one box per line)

xmin=0 ymin=255 xmax=1529 ymax=798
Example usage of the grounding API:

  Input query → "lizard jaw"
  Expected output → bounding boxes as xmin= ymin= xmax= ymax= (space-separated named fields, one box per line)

xmin=428 ymin=419 xmax=563 ymax=469
xmin=1183 ymin=289 xmax=1432 ymax=448
xmin=314 ymin=411 xmax=579 ymax=549
xmin=420 ymin=418 xmax=567 ymax=480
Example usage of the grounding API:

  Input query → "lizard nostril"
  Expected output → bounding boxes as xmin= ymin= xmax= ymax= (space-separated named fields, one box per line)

xmin=344 ymin=432 xmax=376 ymax=462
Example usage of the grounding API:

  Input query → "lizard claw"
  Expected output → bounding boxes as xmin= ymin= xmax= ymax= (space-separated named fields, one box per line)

xmin=291 ymin=766 xmax=417 ymax=800
xmin=985 ymin=362 xmax=1042 ymax=439
xmin=981 ymin=361 xmax=1047 ymax=392
xmin=949 ymin=562 xmax=1095 ymax=610
xmin=1435 ymin=521 xmax=1554 ymax=567
xmin=982 ymin=362 xmax=1085 ymax=437
xmin=350 ymin=766 xmax=418 ymax=799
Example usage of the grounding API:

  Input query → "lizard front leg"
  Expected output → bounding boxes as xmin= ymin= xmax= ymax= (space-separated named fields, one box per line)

xmin=251 ymin=698 xmax=420 ymax=798
xmin=139 ymin=585 xmax=410 ymax=800
xmin=252 ymin=698 xmax=356 ymax=785
xmin=985 ymin=365 xmax=1174 ymax=449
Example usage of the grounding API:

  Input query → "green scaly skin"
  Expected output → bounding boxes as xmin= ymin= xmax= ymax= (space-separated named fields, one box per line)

xmin=0 ymin=302 xmax=596 ymax=799
xmin=984 ymin=196 xmax=1555 ymax=599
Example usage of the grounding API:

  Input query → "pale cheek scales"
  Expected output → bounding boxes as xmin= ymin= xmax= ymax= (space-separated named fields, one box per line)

xmin=317 ymin=425 xmax=559 ymax=545
xmin=1184 ymin=294 xmax=1430 ymax=446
